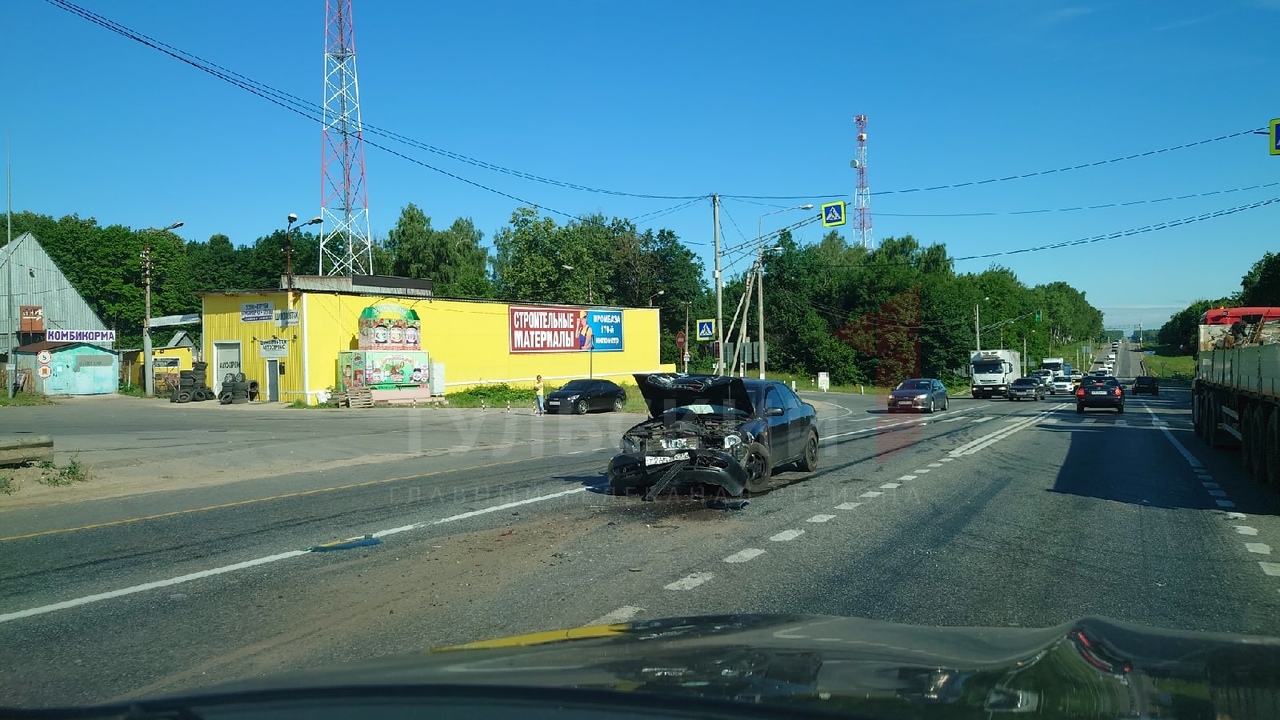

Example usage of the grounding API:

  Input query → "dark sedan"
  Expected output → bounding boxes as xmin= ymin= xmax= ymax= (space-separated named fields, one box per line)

xmin=1132 ymin=376 xmax=1159 ymax=396
xmin=545 ymin=378 xmax=627 ymax=414
xmin=608 ymin=373 xmax=819 ymax=499
xmin=887 ymin=378 xmax=949 ymax=413
xmin=1076 ymin=376 xmax=1124 ymax=414
xmin=1007 ymin=377 xmax=1046 ymax=401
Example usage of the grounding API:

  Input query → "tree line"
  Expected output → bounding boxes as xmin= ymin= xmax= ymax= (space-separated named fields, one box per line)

xmin=1157 ymin=250 xmax=1280 ymax=352
xmin=6 ymin=206 xmax=1106 ymax=384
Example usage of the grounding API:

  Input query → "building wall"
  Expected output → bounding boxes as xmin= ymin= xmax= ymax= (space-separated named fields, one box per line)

xmin=128 ymin=346 xmax=194 ymax=387
xmin=200 ymin=291 xmax=671 ymax=404
xmin=0 ymin=233 xmax=112 ymax=351
xmin=18 ymin=345 xmax=118 ymax=395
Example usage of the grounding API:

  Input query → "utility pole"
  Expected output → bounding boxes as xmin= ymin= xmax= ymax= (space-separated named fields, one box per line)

xmin=5 ymin=130 xmax=13 ymax=399
xmin=684 ymin=302 xmax=690 ymax=373
xmin=1023 ymin=336 xmax=1027 ymax=376
xmin=756 ymin=252 xmax=765 ymax=379
xmin=713 ymin=194 xmax=724 ymax=374
xmin=142 ymin=241 xmax=153 ymax=397
xmin=975 ymin=303 xmax=981 ymax=353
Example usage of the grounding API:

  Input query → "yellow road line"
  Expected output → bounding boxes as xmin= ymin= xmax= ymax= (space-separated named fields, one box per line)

xmin=0 ymin=456 xmax=533 ymax=543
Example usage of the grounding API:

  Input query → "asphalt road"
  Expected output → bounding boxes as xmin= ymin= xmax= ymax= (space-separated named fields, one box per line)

xmin=5 ymin=360 xmax=1280 ymax=709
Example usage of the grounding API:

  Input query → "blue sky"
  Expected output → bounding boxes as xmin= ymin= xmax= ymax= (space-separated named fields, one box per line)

xmin=4 ymin=0 xmax=1278 ymax=331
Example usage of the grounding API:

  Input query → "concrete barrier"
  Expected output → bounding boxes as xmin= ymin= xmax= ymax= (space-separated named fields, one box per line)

xmin=0 ymin=435 xmax=54 ymax=467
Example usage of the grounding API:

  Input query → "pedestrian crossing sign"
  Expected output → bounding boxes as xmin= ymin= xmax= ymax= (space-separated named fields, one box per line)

xmin=821 ymin=201 xmax=846 ymax=227
xmin=696 ymin=319 xmax=715 ymax=341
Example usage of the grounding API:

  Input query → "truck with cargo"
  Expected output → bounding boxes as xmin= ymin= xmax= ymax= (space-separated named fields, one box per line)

xmin=970 ymin=349 xmax=1021 ymax=399
xmin=1040 ymin=357 xmax=1067 ymax=377
xmin=1191 ymin=306 xmax=1280 ymax=489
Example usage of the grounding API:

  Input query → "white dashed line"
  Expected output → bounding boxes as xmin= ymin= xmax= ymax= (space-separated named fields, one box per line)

xmin=1261 ymin=562 xmax=1280 ymax=577
xmin=1246 ymin=543 xmax=1273 ymax=555
xmin=898 ymin=475 xmax=917 ymax=481
xmin=939 ymin=418 xmax=963 ymax=423
xmin=1227 ymin=512 xmax=1247 ymax=520
xmin=1236 ymin=526 xmax=1259 ymax=536
xmin=1116 ymin=420 xmax=1128 ymax=426
xmin=927 ymin=462 xmax=944 ymax=468
xmin=1082 ymin=418 xmax=1098 ymax=424
xmin=914 ymin=469 xmax=931 ymax=474
xmin=859 ymin=491 xmax=884 ymax=498
xmin=879 ymin=483 xmax=902 ymax=489
xmin=971 ymin=417 xmax=992 ymax=423
xmin=723 ymin=548 xmax=766 ymax=563
xmin=1202 ymin=482 xmax=1220 ymax=489
xmin=835 ymin=502 xmax=862 ymax=510
xmin=770 ymin=529 xmax=805 ymax=542
xmin=1040 ymin=417 xmax=1058 ymax=425
xmin=1142 ymin=403 xmax=1204 ymax=469
xmin=1208 ymin=490 xmax=1227 ymax=498
xmin=938 ymin=457 xmax=954 ymax=462
xmin=665 ymin=573 xmax=714 ymax=590
xmin=590 ymin=606 xmax=644 ymax=625
xmin=807 ymin=515 xmax=836 ymax=523
xmin=1217 ymin=500 xmax=1237 ymax=508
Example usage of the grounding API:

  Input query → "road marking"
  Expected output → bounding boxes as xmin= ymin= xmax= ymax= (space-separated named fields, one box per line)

xmin=938 ymin=457 xmax=954 ymax=462
xmin=1217 ymin=500 xmax=1237 ymax=508
xmin=1040 ymin=418 xmax=1058 ymax=425
xmin=834 ymin=502 xmax=862 ymax=510
xmin=770 ymin=529 xmax=805 ymax=542
xmin=879 ymin=482 xmax=901 ymax=489
xmin=948 ymin=408 xmax=1058 ymax=457
xmin=0 ymin=485 xmax=591 ymax=625
xmin=1141 ymin=403 xmax=1203 ymax=469
xmin=927 ymin=462 xmax=944 ymax=468
xmin=1261 ymin=562 xmax=1280 ymax=577
xmin=859 ymin=491 xmax=884 ymax=498
xmin=807 ymin=515 xmax=836 ymax=523
xmin=1196 ymin=473 xmax=1213 ymax=480
xmin=939 ymin=418 xmax=963 ymax=423
xmin=1246 ymin=543 xmax=1273 ymax=555
xmin=723 ymin=548 xmax=766 ymax=563
xmin=1208 ymin=490 xmax=1227 ymax=498
xmin=1082 ymin=418 xmax=1098 ymax=424
xmin=0 ymin=453 xmax=552 ymax=543
xmin=1202 ymin=482 xmax=1220 ymax=489
xmin=898 ymin=475 xmax=917 ymax=481
xmin=1227 ymin=512 xmax=1248 ymax=520
xmin=914 ymin=469 xmax=931 ymax=474
xmin=665 ymin=573 xmax=714 ymax=590
xmin=820 ymin=407 xmax=978 ymax=442
xmin=971 ymin=416 xmax=992 ymax=423
xmin=1236 ymin=526 xmax=1259 ymax=536
xmin=590 ymin=606 xmax=643 ymax=625
xmin=1116 ymin=420 xmax=1128 ymax=426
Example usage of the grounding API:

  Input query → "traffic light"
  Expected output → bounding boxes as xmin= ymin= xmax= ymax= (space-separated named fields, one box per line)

xmin=1035 ymin=310 xmax=1042 ymax=323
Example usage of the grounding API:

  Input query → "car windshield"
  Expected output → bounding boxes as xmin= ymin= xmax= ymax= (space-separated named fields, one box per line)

xmin=7 ymin=4 xmax=1279 ymax=716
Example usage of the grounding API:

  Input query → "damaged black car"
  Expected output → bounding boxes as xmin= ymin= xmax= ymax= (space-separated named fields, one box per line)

xmin=608 ymin=373 xmax=819 ymax=500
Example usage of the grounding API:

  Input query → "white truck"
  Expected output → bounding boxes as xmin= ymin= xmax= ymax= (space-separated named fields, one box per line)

xmin=1040 ymin=357 xmax=1066 ymax=377
xmin=1191 ymin=307 xmax=1280 ymax=488
xmin=971 ymin=349 xmax=1021 ymax=399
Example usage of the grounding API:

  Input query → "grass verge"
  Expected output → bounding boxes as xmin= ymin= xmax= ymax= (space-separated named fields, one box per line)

xmin=0 ymin=391 xmax=53 ymax=407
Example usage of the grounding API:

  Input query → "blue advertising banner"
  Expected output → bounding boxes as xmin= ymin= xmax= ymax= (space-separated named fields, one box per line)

xmin=585 ymin=309 xmax=624 ymax=352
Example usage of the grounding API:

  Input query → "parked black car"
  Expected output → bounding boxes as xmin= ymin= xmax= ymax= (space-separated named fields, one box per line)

xmin=1132 ymin=376 xmax=1159 ymax=396
xmin=608 ymin=373 xmax=819 ymax=499
xmin=545 ymin=378 xmax=627 ymax=414
xmin=886 ymin=378 xmax=949 ymax=413
xmin=1007 ymin=377 xmax=1046 ymax=401
xmin=1076 ymin=376 xmax=1124 ymax=414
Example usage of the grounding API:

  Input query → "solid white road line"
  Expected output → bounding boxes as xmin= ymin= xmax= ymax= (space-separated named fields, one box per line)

xmin=807 ymin=515 xmax=836 ymax=523
xmin=590 ymin=606 xmax=644 ymax=625
xmin=723 ymin=548 xmax=766 ymax=563
xmin=770 ymin=530 xmax=805 ymax=542
xmin=948 ymin=408 xmax=1059 ymax=458
xmin=2 ymin=485 xmax=593 ymax=625
xmin=665 ymin=573 xmax=714 ymax=590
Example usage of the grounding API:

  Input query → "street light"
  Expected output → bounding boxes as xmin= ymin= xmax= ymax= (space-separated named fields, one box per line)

xmin=285 ymin=213 xmax=323 ymax=290
xmin=648 ymin=289 xmax=665 ymax=306
xmin=561 ymin=264 xmax=592 ymax=304
xmin=142 ymin=221 xmax=184 ymax=398
xmin=974 ymin=296 xmax=989 ymax=352
xmin=756 ymin=204 xmax=814 ymax=378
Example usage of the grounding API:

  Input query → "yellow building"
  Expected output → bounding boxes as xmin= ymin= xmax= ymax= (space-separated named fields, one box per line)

xmin=197 ymin=276 xmax=672 ymax=405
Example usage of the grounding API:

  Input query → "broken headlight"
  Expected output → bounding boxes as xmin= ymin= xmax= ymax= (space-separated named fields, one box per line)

xmin=620 ymin=436 xmax=640 ymax=454
xmin=723 ymin=434 xmax=743 ymax=451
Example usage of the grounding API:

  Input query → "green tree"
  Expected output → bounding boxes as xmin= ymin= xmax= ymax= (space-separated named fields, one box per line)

xmin=1239 ymin=251 xmax=1280 ymax=306
xmin=385 ymin=204 xmax=493 ymax=298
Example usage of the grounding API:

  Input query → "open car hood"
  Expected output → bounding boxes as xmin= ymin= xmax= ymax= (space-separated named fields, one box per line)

xmin=632 ymin=373 xmax=755 ymax=418
xmin=109 ymin=614 xmax=1280 ymax=719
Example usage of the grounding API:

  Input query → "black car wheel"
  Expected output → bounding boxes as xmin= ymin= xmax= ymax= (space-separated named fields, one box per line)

xmin=612 ymin=395 xmax=624 ymax=412
xmin=1117 ymin=404 xmax=1125 ymax=414
xmin=927 ymin=398 xmax=935 ymax=413
xmin=943 ymin=396 xmax=949 ymax=411
xmin=744 ymin=442 xmax=773 ymax=494
xmin=797 ymin=431 xmax=819 ymax=472
xmin=1076 ymin=404 xmax=1085 ymax=414
xmin=575 ymin=399 xmax=588 ymax=415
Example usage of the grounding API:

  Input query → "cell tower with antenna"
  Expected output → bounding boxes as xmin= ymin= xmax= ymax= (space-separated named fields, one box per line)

xmin=320 ymin=0 xmax=372 ymax=276
xmin=852 ymin=114 xmax=873 ymax=250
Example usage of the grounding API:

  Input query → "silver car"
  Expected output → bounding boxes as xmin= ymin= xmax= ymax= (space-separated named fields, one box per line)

xmin=887 ymin=378 xmax=950 ymax=413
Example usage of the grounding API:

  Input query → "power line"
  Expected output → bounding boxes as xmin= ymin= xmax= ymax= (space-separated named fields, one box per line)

xmin=43 ymin=0 xmax=705 ymax=202
xmin=876 ymin=180 xmax=1280 ymax=217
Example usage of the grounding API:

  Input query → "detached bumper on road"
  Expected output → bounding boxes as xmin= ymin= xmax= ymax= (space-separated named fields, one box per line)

xmin=608 ymin=450 xmax=749 ymax=497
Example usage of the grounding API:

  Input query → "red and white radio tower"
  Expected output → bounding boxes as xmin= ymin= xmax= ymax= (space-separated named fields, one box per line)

xmin=853 ymin=114 xmax=873 ymax=250
xmin=320 ymin=0 xmax=372 ymax=276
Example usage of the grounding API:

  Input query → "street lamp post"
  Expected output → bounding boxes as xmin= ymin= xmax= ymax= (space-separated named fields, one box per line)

xmin=757 ymin=204 xmax=813 ymax=379
xmin=561 ymin=264 xmax=592 ymax=305
xmin=143 ymin=221 xmax=184 ymax=398
xmin=648 ymin=289 xmax=664 ymax=306
xmin=974 ymin=296 xmax=989 ymax=353
xmin=285 ymin=214 xmax=323 ymax=291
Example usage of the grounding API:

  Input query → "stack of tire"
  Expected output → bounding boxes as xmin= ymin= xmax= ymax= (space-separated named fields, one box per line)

xmin=219 ymin=373 xmax=259 ymax=405
xmin=170 ymin=362 xmax=215 ymax=403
